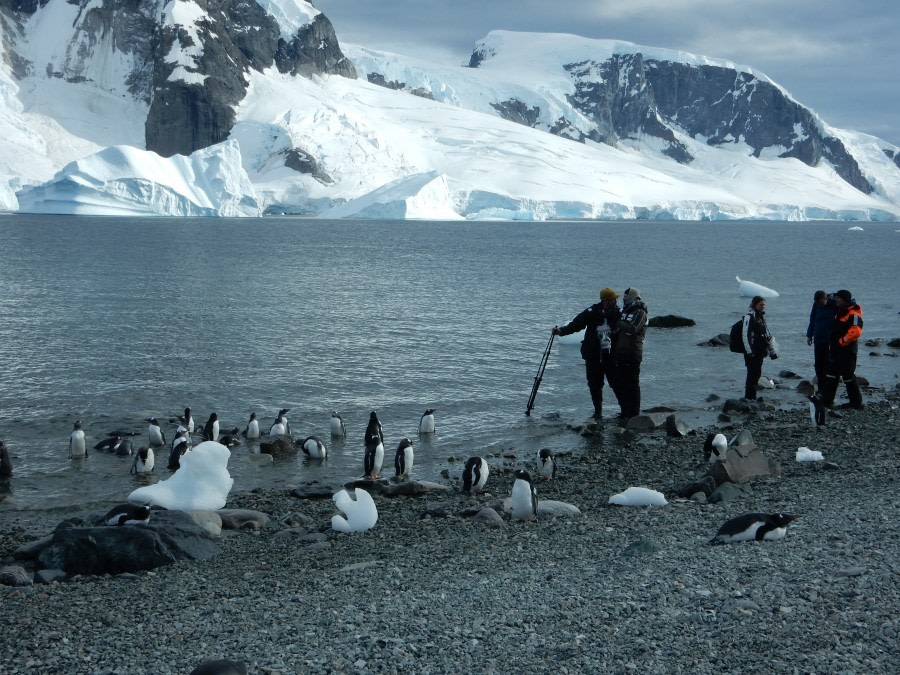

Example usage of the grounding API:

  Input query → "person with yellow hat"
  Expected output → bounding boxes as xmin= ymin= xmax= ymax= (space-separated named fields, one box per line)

xmin=552 ymin=288 xmax=621 ymax=419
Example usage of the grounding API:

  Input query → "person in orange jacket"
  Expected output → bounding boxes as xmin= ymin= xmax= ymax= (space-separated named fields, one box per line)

xmin=820 ymin=289 xmax=863 ymax=409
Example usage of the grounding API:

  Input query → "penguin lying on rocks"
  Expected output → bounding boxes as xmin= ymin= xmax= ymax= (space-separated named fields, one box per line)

xmin=709 ymin=513 xmax=800 ymax=545
xmin=103 ymin=503 xmax=152 ymax=526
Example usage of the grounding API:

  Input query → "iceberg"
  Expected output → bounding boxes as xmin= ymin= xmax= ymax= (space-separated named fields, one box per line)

xmin=736 ymin=276 xmax=779 ymax=298
xmin=319 ymin=170 xmax=463 ymax=220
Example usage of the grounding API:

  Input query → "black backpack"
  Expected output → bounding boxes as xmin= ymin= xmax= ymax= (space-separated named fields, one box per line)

xmin=729 ymin=318 xmax=746 ymax=353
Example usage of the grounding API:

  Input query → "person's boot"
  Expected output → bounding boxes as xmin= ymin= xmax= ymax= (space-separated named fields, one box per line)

xmin=844 ymin=378 xmax=864 ymax=409
xmin=820 ymin=375 xmax=839 ymax=408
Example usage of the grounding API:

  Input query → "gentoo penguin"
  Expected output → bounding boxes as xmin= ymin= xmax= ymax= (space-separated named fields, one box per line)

xmin=202 ymin=412 xmax=219 ymax=442
xmin=147 ymin=418 xmax=166 ymax=446
xmin=181 ymin=407 xmax=194 ymax=435
xmin=300 ymin=435 xmax=328 ymax=459
xmin=94 ymin=435 xmax=122 ymax=452
xmin=103 ymin=503 xmax=152 ymax=526
xmin=537 ymin=448 xmax=558 ymax=480
xmin=364 ymin=437 xmax=385 ymax=480
xmin=808 ymin=394 xmax=826 ymax=427
xmin=243 ymin=412 xmax=260 ymax=439
xmin=218 ymin=432 xmax=241 ymax=448
xmin=462 ymin=456 xmax=489 ymax=494
xmin=68 ymin=421 xmax=86 ymax=459
xmin=115 ymin=439 xmax=134 ymax=457
xmin=704 ymin=433 xmax=729 ymax=463
xmin=364 ymin=411 xmax=384 ymax=446
xmin=0 ymin=440 xmax=12 ymax=478
xmin=709 ymin=512 xmax=800 ymax=545
xmin=168 ymin=428 xmax=191 ymax=470
xmin=394 ymin=438 xmax=414 ymax=479
xmin=130 ymin=446 xmax=155 ymax=474
xmin=269 ymin=408 xmax=292 ymax=436
xmin=418 ymin=409 xmax=436 ymax=434
xmin=511 ymin=469 xmax=538 ymax=521
xmin=330 ymin=411 xmax=346 ymax=438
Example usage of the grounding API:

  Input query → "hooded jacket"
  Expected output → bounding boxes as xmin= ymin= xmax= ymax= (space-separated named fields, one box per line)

xmin=613 ymin=289 xmax=648 ymax=363
xmin=558 ymin=302 xmax=620 ymax=361
xmin=832 ymin=302 xmax=863 ymax=351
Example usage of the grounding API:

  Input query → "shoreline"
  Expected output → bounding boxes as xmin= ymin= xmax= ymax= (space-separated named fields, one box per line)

xmin=1 ymin=393 xmax=899 ymax=673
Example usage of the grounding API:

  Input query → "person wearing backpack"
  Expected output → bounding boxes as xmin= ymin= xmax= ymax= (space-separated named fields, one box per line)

xmin=741 ymin=296 xmax=778 ymax=400
xmin=611 ymin=287 xmax=648 ymax=420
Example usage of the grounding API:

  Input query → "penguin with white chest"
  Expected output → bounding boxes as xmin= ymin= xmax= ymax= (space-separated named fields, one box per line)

xmin=330 ymin=411 xmax=346 ymax=438
xmin=94 ymin=435 xmax=122 ymax=453
xmin=537 ymin=448 xmax=557 ymax=480
xmin=147 ymin=418 xmax=166 ymax=446
xmin=704 ymin=433 xmax=728 ymax=463
xmin=269 ymin=408 xmax=292 ymax=436
xmin=131 ymin=446 xmax=155 ymax=474
xmin=115 ymin=439 xmax=134 ymax=456
xmin=418 ymin=409 xmax=436 ymax=434
xmin=168 ymin=428 xmax=191 ymax=470
xmin=243 ymin=412 xmax=260 ymax=439
xmin=363 ymin=411 xmax=385 ymax=479
xmin=808 ymin=394 xmax=826 ymax=427
xmin=510 ymin=469 xmax=538 ymax=521
xmin=462 ymin=456 xmax=489 ymax=494
xmin=103 ymin=503 xmax=152 ymax=526
xmin=202 ymin=412 xmax=219 ymax=442
xmin=300 ymin=435 xmax=328 ymax=459
xmin=68 ymin=421 xmax=86 ymax=459
xmin=394 ymin=438 xmax=414 ymax=479
xmin=709 ymin=512 xmax=800 ymax=545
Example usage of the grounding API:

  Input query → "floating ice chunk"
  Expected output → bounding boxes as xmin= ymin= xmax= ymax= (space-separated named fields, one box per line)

xmin=128 ymin=441 xmax=233 ymax=510
xmin=847 ymin=226 xmax=864 ymax=231
xmin=736 ymin=276 xmax=779 ymax=298
xmin=331 ymin=488 xmax=378 ymax=533
xmin=608 ymin=486 xmax=668 ymax=506
xmin=796 ymin=446 xmax=824 ymax=462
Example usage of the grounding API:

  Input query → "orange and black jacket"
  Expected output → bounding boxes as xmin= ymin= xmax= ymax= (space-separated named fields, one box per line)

xmin=831 ymin=303 xmax=863 ymax=352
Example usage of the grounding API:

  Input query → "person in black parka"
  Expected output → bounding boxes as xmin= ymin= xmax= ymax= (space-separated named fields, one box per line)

xmin=742 ymin=296 xmax=777 ymax=400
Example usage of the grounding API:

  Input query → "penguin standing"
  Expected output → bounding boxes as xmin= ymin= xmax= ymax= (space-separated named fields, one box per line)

xmin=147 ymin=418 xmax=166 ymax=447
xmin=300 ymin=435 xmax=328 ymax=459
xmin=704 ymin=433 xmax=729 ymax=463
xmin=537 ymin=448 xmax=557 ymax=480
xmin=131 ymin=446 xmax=155 ymax=474
xmin=418 ymin=409 xmax=436 ymax=434
xmin=181 ymin=407 xmax=194 ymax=435
xmin=394 ymin=438 xmax=414 ymax=479
xmin=510 ymin=469 xmax=538 ymax=521
xmin=364 ymin=411 xmax=384 ymax=446
xmin=808 ymin=394 xmax=826 ymax=427
xmin=269 ymin=408 xmax=292 ymax=436
xmin=709 ymin=513 xmax=800 ymax=545
xmin=243 ymin=412 xmax=260 ymax=439
xmin=103 ymin=504 xmax=152 ymax=526
xmin=330 ymin=411 xmax=346 ymax=438
xmin=364 ymin=438 xmax=384 ymax=480
xmin=462 ymin=456 xmax=489 ymax=494
xmin=68 ymin=421 xmax=86 ymax=459
xmin=202 ymin=412 xmax=219 ymax=442
xmin=168 ymin=428 xmax=191 ymax=470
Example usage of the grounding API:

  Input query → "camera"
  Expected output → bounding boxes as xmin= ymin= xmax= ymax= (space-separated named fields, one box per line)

xmin=768 ymin=348 xmax=778 ymax=360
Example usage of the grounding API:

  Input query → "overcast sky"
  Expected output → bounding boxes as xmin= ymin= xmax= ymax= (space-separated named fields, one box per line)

xmin=315 ymin=0 xmax=899 ymax=147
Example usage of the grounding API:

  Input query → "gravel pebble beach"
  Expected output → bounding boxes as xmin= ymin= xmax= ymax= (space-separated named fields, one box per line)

xmin=2 ymin=395 xmax=899 ymax=674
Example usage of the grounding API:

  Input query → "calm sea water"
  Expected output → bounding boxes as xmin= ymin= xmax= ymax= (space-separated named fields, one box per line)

xmin=1 ymin=215 xmax=898 ymax=513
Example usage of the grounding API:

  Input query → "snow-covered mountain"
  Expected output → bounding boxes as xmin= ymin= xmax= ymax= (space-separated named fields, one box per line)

xmin=1 ymin=0 xmax=898 ymax=220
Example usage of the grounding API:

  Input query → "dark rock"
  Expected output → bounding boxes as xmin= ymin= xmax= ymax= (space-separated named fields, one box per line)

xmin=700 ymin=333 xmax=731 ymax=347
xmin=471 ymin=507 xmax=505 ymax=528
xmin=778 ymin=370 xmax=800 ymax=379
xmin=216 ymin=509 xmax=270 ymax=530
xmin=622 ymin=539 xmax=661 ymax=556
xmin=706 ymin=393 xmax=721 ymax=402
xmin=705 ymin=443 xmax=780 ymax=486
xmin=625 ymin=412 xmax=668 ymax=431
xmin=190 ymin=659 xmax=248 ymax=675
xmin=291 ymin=484 xmax=338 ymax=500
xmin=708 ymin=482 xmax=752 ymax=503
xmin=0 ymin=564 xmax=32 ymax=587
xmin=34 ymin=568 xmax=66 ymax=584
xmin=730 ymin=429 xmax=755 ymax=446
xmin=796 ymin=380 xmax=816 ymax=397
xmin=887 ymin=338 xmax=900 ymax=349
xmin=36 ymin=510 xmax=221 ymax=576
xmin=676 ymin=476 xmax=718 ymax=499
xmin=259 ymin=436 xmax=296 ymax=458
xmin=665 ymin=414 xmax=693 ymax=438
xmin=648 ymin=315 xmax=695 ymax=327
xmin=723 ymin=399 xmax=754 ymax=414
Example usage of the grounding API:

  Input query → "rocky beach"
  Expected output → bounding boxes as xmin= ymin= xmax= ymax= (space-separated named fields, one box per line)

xmin=1 ymin=392 xmax=899 ymax=674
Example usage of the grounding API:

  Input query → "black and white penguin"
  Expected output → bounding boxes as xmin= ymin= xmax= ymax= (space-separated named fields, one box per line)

xmin=115 ymin=439 xmax=134 ymax=457
xmin=181 ymin=407 xmax=194 ymax=435
xmin=418 ymin=408 xmax=436 ymax=434
xmin=364 ymin=410 xmax=384 ymax=446
xmin=218 ymin=432 xmax=241 ymax=448
xmin=364 ymin=438 xmax=384 ymax=480
xmin=704 ymin=433 xmax=728 ymax=463
xmin=68 ymin=421 xmax=86 ymax=459
xmin=147 ymin=418 xmax=166 ymax=446
xmin=511 ymin=469 xmax=538 ymax=521
xmin=269 ymin=408 xmax=292 ymax=436
xmin=243 ymin=412 xmax=260 ymax=439
xmin=709 ymin=512 xmax=800 ymax=545
xmin=330 ymin=411 xmax=346 ymax=438
xmin=103 ymin=503 xmax=152 ymax=526
xmin=300 ymin=435 xmax=327 ymax=459
xmin=130 ymin=446 xmax=155 ymax=474
xmin=537 ymin=448 xmax=557 ymax=480
xmin=94 ymin=435 xmax=122 ymax=452
xmin=808 ymin=394 xmax=826 ymax=427
xmin=168 ymin=428 xmax=191 ymax=470
xmin=394 ymin=438 xmax=414 ymax=479
xmin=462 ymin=456 xmax=489 ymax=494
xmin=202 ymin=412 xmax=219 ymax=442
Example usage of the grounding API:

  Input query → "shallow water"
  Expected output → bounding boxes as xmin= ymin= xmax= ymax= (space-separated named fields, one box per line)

xmin=0 ymin=215 xmax=897 ymax=511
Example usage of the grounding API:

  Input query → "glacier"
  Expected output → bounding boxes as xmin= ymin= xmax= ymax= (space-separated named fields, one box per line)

xmin=0 ymin=2 xmax=898 ymax=220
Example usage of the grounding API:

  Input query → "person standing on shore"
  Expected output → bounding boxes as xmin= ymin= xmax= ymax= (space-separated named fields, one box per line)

xmin=819 ymin=289 xmax=864 ymax=409
xmin=611 ymin=287 xmax=648 ymax=420
xmin=742 ymin=296 xmax=778 ymax=400
xmin=806 ymin=290 xmax=834 ymax=394
xmin=553 ymin=288 xmax=621 ymax=419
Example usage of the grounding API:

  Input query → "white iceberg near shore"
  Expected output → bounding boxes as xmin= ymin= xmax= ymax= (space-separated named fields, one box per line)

xmin=128 ymin=441 xmax=234 ymax=510
xmin=736 ymin=276 xmax=780 ymax=298
xmin=609 ymin=486 xmax=668 ymax=506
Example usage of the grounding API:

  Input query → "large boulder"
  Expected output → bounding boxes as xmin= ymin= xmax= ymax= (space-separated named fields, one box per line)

xmin=705 ymin=443 xmax=780 ymax=486
xmin=36 ymin=510 xmax=221 ymax=576
xmin=648 ymin=315 xmax=695 ymax=327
